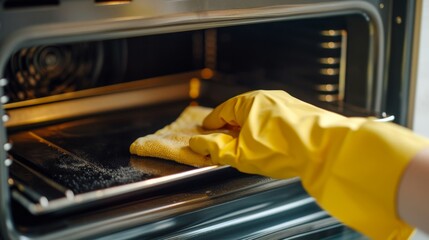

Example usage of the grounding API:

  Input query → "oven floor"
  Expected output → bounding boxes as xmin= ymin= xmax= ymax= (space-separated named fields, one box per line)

xmin=9 ymin=101 xmax=198 ymax=194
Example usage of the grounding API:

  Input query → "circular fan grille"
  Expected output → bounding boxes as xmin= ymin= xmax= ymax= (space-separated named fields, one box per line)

xmin=5 ymin=42 xmax=103 ymax=102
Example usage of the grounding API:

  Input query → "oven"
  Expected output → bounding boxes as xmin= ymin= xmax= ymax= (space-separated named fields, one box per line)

xmin=0 ymin=0 xmax=418 ymax=239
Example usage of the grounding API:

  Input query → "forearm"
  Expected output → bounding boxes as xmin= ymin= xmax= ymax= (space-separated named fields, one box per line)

xmin=398 ymin=147 xmax=429 ymax=234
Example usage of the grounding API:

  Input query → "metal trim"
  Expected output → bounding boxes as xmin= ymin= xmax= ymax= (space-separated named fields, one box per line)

xmin=406 ymin=0 xmax=423 ymax=129
xmin=20 ymin=178 xmax=300 ymax=240
xmin=0 ymin=1 xmax=385 ymax=239
xmin=4 ymin=71 xmax=203 ymax=128
xmin=13 ymin=165 xmax=229 ymax=215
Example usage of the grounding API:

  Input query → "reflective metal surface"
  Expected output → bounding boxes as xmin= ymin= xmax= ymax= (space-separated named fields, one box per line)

xmin=0 ymin=0 xmax=396 ymax=239
xmin=0 ymin=1 xmax=385 ymax=111
xmin=8 ymin=100 xmax=230 ymax=215
xmin=4 ymin=71 xmax=197 ymax=128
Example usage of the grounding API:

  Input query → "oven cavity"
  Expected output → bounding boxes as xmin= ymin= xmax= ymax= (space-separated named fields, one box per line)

xmin=1 ymin=13 xmax=375 ymax=234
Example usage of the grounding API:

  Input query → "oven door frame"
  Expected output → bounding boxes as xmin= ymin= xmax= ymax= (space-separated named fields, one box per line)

xmin=0 ymin=0 xmax=393 ymax=239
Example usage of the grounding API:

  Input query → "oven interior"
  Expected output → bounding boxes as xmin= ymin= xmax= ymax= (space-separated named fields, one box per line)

xmin=3 ymin=13 xmax=373 ymax=237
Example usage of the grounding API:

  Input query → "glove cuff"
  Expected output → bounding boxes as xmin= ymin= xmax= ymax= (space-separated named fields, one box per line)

xmin=302 ymin=121 xmax=429 ymax=239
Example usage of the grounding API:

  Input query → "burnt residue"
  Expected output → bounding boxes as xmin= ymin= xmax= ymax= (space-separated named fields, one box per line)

xmin=9 ymin=102 xmax=195 ymax=194
xmin=47 ymin=155 xmax=152 ymax=194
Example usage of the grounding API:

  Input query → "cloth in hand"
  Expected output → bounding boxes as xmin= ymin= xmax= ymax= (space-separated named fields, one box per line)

xmin=130 ymin=106 xmax=234 ymax=167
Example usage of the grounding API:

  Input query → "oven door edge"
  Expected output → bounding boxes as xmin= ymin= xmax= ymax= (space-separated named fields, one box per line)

xmin=0 ymin=1 xmax=385 ymax=239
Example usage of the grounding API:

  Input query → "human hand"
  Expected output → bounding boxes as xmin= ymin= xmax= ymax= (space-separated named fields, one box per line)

xmin=190 ymin=90 xmax=428 ymax=239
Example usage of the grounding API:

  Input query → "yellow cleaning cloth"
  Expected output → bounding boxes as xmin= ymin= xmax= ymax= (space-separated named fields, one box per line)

xmin=130 ymin=106 xmax=228 ymax=167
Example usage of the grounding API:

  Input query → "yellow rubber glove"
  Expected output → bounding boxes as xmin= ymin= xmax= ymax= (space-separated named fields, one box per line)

xmin=189 ymin=90 xmax=429 ymax=239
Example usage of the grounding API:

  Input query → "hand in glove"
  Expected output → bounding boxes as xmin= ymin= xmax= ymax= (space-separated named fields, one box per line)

xmin=189 ymin=90 xmax=429 ymax=239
